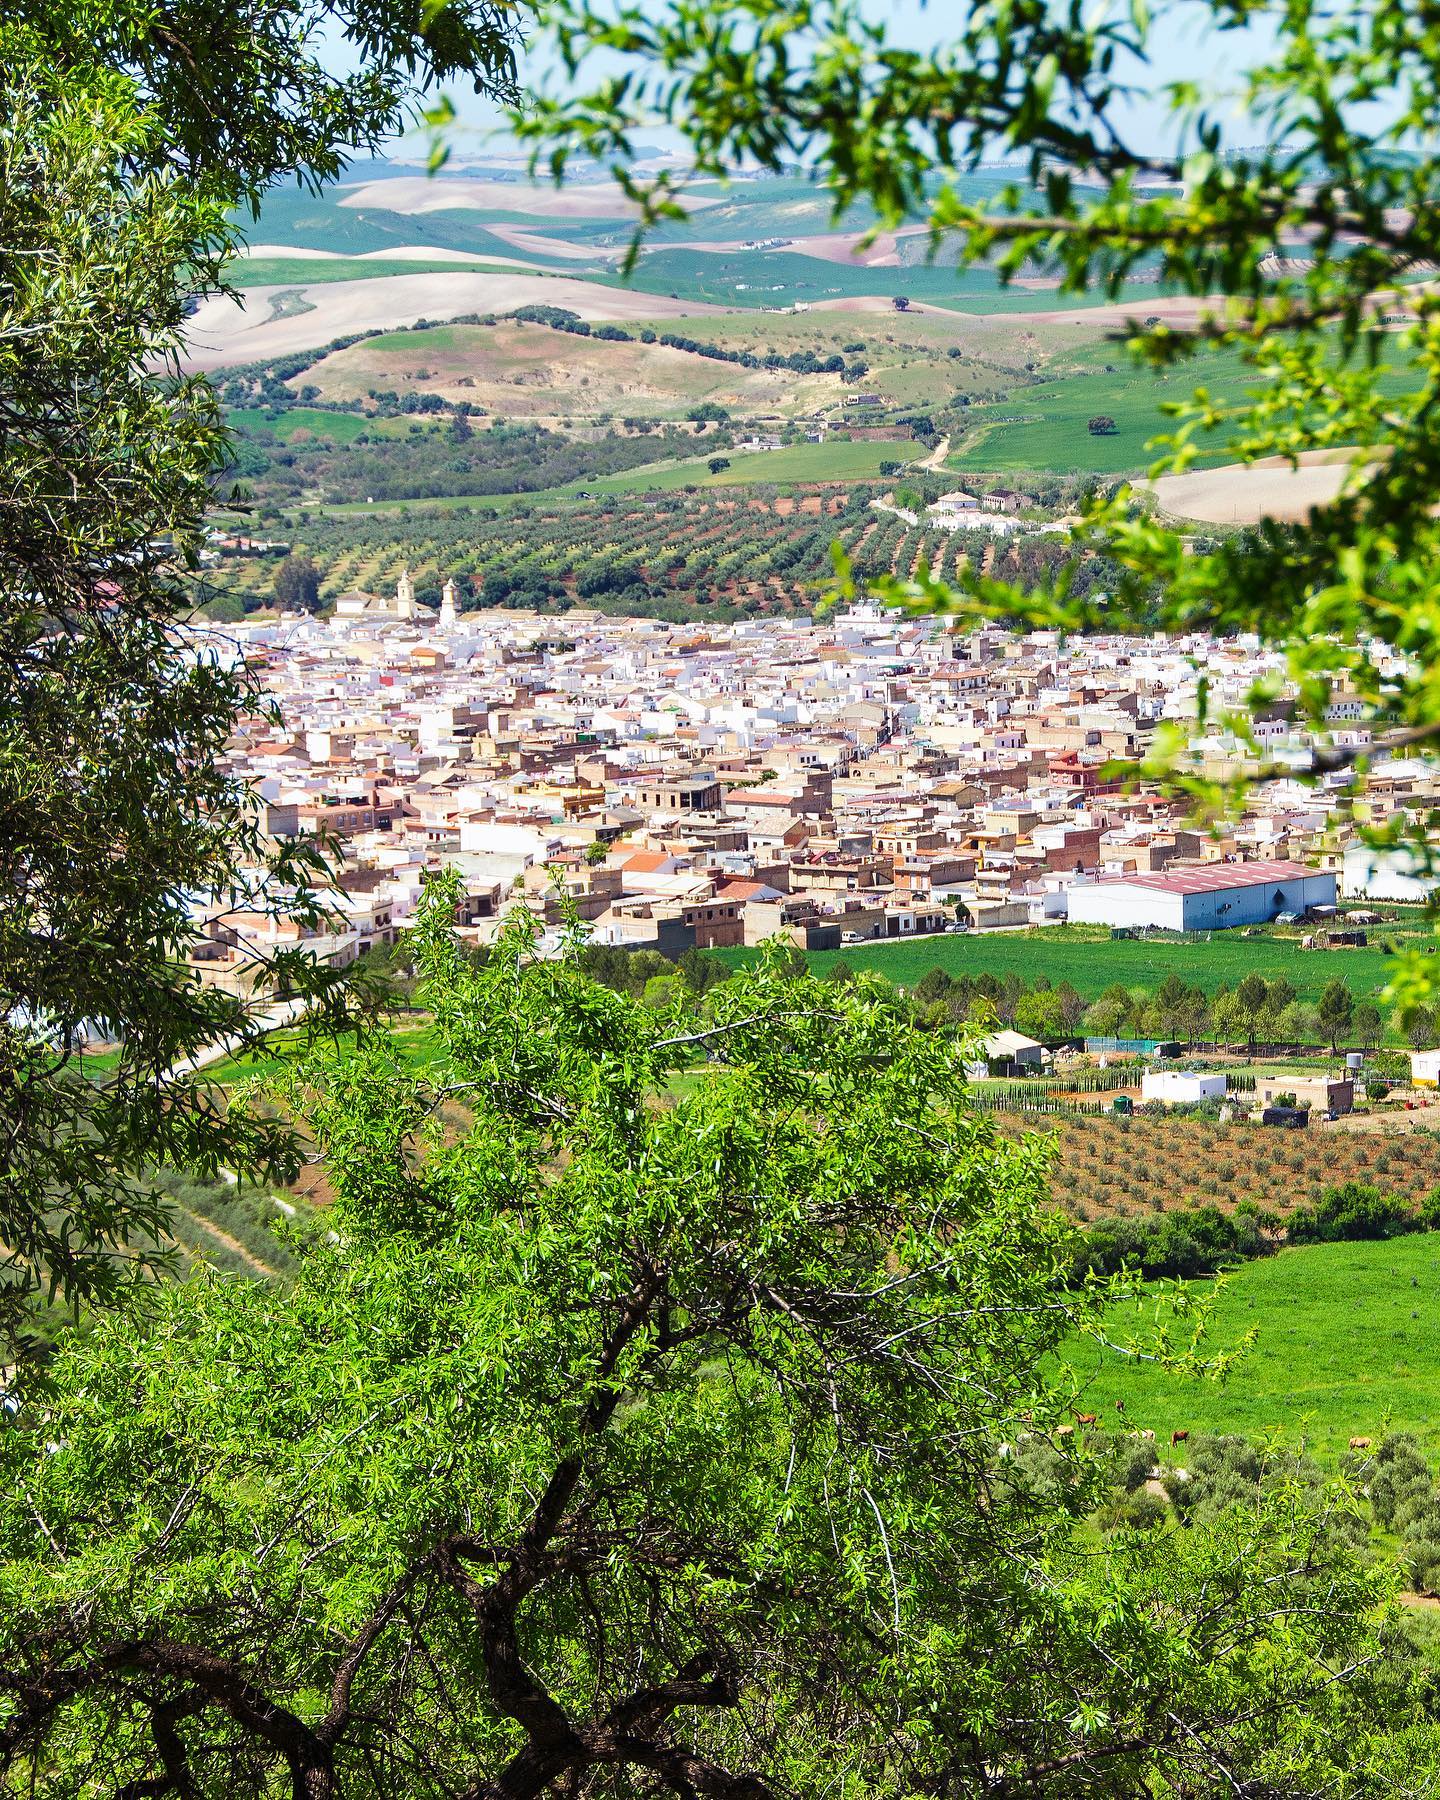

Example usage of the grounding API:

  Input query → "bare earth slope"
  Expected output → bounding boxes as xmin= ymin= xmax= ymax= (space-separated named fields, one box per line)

xmin=1145 ymin=449 xmax=1380 ymax=524
xmin=335 ymin=177 xmax=723 ymax=219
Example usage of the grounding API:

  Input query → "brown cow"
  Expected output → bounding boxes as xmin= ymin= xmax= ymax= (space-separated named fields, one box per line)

xmin=1074 ymin=1412 xmax=1099 ymax=1427
xmin=1114 ymin=1399 xmax=1126 ymax=1414
xmin=1349 ymin=1436 xmax=1372 ymax=1451
xmin=1171 ymin=1429 xmax=1189 ymax=1447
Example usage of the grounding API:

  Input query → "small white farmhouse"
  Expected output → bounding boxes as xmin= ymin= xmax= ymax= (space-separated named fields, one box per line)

xmin=1140 ymin=1070 xmax=1227 ymax=1106
xmin=929 ymin=490 xmax=981 ymax=521
xmin=1412 ymin=1048 xmax=1440 ymax=1088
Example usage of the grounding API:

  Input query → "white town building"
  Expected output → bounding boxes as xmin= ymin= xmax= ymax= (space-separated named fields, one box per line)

xmin=1342 ymin=843 xmax=1440 ymax=903
xmin=1066 ymin=861 xmax=1337 ymax=932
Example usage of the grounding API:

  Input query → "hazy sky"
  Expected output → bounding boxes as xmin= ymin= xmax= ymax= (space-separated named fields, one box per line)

xmin=375 ymin=0 xmax=1276 ymax=163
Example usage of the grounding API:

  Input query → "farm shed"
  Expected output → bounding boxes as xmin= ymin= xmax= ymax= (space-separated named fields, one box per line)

xmin=1140 ymin=1070 xmax=1227 ymax=1106
xmin=1065 ymin=862 xmax=1336 ymax=932
xmin=966 ymin=1029 xmax=1044 ymax=1078
xmin=1412 ymin=1049 xmax=1440 ymax=1088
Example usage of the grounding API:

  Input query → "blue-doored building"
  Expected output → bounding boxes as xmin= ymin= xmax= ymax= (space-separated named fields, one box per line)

xmin=1066 ymin=861 xmax=1337 ymax=932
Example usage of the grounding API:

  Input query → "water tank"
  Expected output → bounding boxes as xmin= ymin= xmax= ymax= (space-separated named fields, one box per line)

xmin=1346 ymin=1051 xmax=1364 ymax=1071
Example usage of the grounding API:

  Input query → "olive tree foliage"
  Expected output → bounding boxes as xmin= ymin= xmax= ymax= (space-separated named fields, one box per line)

xmin=517 ymin=0 xmax=1440 ymax=1003
xmin=0 ymin=883 xmax=1412 ymax=1800
xmin=0 ymin=0 xmax=527 ymax=1340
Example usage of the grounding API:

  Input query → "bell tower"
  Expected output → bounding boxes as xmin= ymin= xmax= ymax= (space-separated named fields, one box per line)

xmin=395 ymin=567 xmax=416 ymax=620
xmin=439 ymin=576 xmax=458 ymax=630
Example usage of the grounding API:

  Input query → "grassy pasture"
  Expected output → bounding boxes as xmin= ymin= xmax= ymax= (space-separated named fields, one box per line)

xmin=199 ymin=1022 xmax=447 ymax=1085
xmin=226 ymin=406 xmax=380 ymax=444
xmin=948 ymin=348 xmax=1256 ymax=474
xmin=1066 ymin=1234 xmax=1440 ymax=1457
xmin=582 ymin=438 xmax=902 ymax=490
xmin=949 ymin=337 xmax=1426 ymax=475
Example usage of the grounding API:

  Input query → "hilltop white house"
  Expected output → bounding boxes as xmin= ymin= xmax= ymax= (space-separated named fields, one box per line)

xmin=1066 ymin=861 xmax=1337 ymax=932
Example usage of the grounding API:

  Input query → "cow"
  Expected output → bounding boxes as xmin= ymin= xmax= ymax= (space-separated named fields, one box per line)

xmin=1055 ymin=1424 xmax=1075 ymax=1438
xmin=1137 ymin=1429 xmax=1156 ymax=1442
xmin=1114 ymin=1399 xmax=1126 ymax=1414
xmin=1074 ymin=1412 xmax=1099 ymax=1427
xmin=1171 ymin=1428 xmax=1189 ymax=1447
xmin=1349 ymin=1436 xmax=1372 ymax=1451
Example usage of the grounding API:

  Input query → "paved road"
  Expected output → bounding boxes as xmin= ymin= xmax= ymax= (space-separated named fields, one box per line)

xmin=167 ymin=995 xmax=313 ymax=1082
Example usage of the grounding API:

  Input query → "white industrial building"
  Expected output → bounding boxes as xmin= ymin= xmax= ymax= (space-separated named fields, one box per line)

xmin=1066 ymin=861 xmax=1337 ymax=932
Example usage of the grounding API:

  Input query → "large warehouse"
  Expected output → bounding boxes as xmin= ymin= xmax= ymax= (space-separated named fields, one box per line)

xmin=1067 ymin=861 xmax=1337 ymax=932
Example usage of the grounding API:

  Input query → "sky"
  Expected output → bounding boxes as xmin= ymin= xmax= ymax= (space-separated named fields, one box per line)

xmin=370 ymin=0 xmax=1282 ymax=166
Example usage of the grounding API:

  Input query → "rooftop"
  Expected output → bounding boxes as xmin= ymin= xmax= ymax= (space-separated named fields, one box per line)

xmin=1086 ymin=860 xmax=1321 ymax=896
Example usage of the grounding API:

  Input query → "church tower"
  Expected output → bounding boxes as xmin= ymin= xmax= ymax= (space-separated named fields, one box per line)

xmin=395 ymin=567 xmax=416 ymax=620
xmin=439 ymin=576 xmax=458 ymax=630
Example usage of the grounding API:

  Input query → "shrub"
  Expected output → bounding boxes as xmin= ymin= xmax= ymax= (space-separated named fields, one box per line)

xmin=1168 ymin=1435 xmax=1333 ymax=1531
xmin=1288 ymin=1182 xmax=1412 ymax=1244
xmin=1368 ymin=1434 xmax=1433 ymax=1532
xmin=1405 ymin=1513 xmax=1440 ymax=1595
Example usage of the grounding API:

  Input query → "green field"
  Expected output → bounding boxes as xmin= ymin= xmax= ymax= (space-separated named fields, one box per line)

xmin=80 ymin=1023 xmax=447 ymax=1088
xmin=1067 ymin=1235 xmax=1440 ymax=1457
xmin=227 ymin=406 xmax=374 ymax=443
xmin=203 ymin=1022 xmax=446 ymax=1085
xmin=714 ymin=925 xmax=1405 ymax=1010
xmin=584 ymin=438 xmax=901 ymax=491
xmin=948 ymin=339 xmax=1425 ymax=475
xmin=948 ymin=349 xmax=1254 ymax=475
